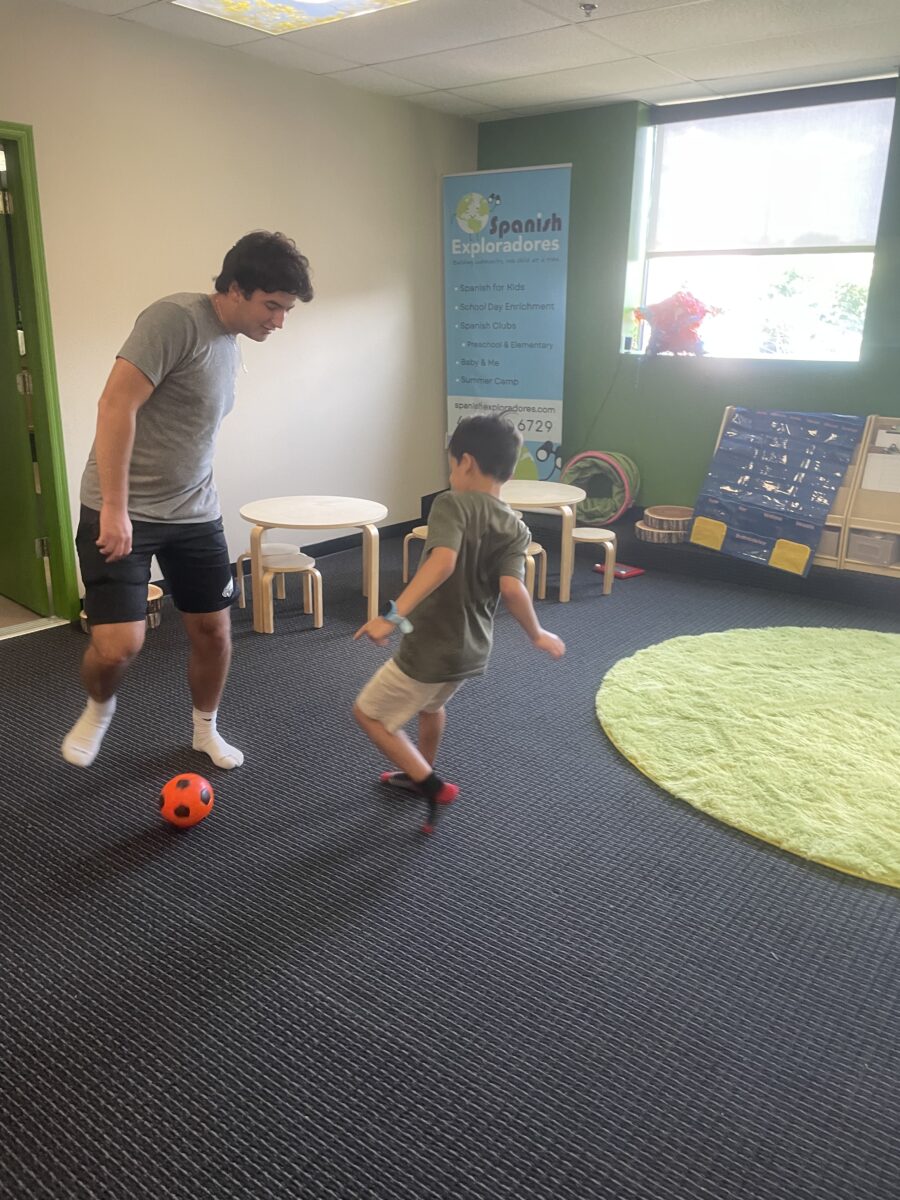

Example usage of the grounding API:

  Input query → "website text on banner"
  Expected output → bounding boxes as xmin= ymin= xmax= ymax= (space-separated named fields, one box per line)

xmin=443 ymin=166 xmax=572 ymax=481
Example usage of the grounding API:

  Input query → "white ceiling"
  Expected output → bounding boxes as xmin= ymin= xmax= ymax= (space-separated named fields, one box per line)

xmin=56 ymin=0 xmax=900 ymax=120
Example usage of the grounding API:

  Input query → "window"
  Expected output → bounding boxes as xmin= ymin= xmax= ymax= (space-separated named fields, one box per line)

xmin=629 ymin=88 xmax=896 ymax=362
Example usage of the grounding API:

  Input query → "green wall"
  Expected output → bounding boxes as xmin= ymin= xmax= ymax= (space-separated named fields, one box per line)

xmin=478 ymin=84 xmax=900 ymax=507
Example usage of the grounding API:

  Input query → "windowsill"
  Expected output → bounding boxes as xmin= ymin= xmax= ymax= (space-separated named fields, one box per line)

xmin=619 ymin=350 xmax=862 ymax=365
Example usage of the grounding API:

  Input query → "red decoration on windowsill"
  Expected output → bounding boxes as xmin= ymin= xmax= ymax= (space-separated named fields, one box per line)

xmin=634 ymin=291 xmax=720 ymax=356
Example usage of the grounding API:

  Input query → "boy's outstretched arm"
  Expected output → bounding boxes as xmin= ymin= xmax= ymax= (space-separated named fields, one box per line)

xmin=354 ymin=547 xmax=458 ymax=644
xmin=499 ymin=575 xmax=566 ymax=658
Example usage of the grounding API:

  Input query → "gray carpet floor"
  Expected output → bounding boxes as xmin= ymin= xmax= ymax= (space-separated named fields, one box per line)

xmin=1 ymin=539 xmax=899 ymax=1199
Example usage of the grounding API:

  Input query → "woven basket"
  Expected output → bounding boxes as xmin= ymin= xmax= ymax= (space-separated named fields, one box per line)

xmin=643 ymin=505 xmax=694 ymax=533
xmin=635 ymin=520 xmax=688 ymax=544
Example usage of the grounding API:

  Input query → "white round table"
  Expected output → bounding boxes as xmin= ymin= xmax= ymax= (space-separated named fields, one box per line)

xmin=499 ymin=480 xmax=586 ymax=602
xmin=239 ymin=496 xmax=388 ymax=632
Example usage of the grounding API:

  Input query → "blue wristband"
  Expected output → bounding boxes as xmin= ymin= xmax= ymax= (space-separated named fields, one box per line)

xmin=383 ymin=600 xmax=413 ymax=635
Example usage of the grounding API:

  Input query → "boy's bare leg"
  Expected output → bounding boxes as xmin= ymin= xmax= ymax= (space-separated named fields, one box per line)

xmin=62 ymin=621 xmax=145 ymax=766
xmin=379 ymin=707 xmax=447 ymax=794
xmin=353 ymin=705 xmax=432 ymax=782
xmin=418 ymin=707 xmax=445 ymax=766
xmin=354 ymin=704 xmax=459 ymax=833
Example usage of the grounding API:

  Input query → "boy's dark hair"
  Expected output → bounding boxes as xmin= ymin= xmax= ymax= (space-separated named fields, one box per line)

xmin=214 ymin=231 xmax=313 ymax=301
xmin=448 ymin=414 xmax=522 ymax=482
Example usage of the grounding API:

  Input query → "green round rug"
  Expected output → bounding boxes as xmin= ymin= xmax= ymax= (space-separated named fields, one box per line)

xmin=596 ymin=627 xmax=900 ymax=888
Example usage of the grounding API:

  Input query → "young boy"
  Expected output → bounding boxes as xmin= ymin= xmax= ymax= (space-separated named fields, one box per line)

xmin=353 ymin=414 xmax=565 ymax=833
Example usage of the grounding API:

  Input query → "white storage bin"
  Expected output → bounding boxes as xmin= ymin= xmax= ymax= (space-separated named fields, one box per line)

xmin=846 ymin=530 xmax=900 ymax=566
xmin=817 ymin=527 xmax=840 ymax=558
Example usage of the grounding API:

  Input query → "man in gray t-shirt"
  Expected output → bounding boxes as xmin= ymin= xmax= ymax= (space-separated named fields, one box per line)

xmin=62 ymin=232 xmax=313 ymax=770
xmin=80 ymin=292 xmax=240 ymax=524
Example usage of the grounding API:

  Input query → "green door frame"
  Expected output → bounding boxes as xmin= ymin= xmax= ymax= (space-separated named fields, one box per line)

xmin=1 ymin=121 xmax=79 ymax=620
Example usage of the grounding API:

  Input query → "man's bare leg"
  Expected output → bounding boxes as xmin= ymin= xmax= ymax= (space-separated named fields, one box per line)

xmin=62 ymin=621 xmax=145 ymax=766
xmin=183 ymin=609 xmax=243 ymax=769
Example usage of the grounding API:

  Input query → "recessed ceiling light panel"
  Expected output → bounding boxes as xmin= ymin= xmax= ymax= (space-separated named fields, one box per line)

xmin=172 ymin=0 xmax=419 ymax=36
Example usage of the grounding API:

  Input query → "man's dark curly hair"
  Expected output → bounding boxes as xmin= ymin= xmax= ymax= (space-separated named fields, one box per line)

xmin=214 ymin=231 xmax=313 ymax=302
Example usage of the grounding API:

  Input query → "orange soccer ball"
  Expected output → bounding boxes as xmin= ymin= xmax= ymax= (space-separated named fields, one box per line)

xmin=159 ymin=773 xmax=215 ymax=828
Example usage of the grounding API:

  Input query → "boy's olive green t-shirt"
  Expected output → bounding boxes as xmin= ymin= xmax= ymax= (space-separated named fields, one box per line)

xmin=393 ymin=490 xmax=530 ymax=684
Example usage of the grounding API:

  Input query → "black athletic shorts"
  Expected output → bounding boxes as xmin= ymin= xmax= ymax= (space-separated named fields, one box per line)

xmin=76 ymin=506 xmax=236 ymax=625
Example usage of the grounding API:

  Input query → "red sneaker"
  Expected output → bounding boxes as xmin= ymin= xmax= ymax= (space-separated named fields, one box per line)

xmin=420 ymin=782 xmax=459 ymax=835
xmin=434 ymin=782 xmax=459 ymax=806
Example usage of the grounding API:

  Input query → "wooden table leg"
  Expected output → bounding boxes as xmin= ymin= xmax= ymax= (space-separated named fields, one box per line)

xmin=559 ymin=504 xmax=575 ymax=602
xmin=250 ymin=524 xmax=272 ymax=634
xmin=362 ymin=524 xmax=380 ymax=621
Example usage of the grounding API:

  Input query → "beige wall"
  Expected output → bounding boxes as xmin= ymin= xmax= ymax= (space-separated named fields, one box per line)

xmin=1 ymin=0 xmax=476 ymax=556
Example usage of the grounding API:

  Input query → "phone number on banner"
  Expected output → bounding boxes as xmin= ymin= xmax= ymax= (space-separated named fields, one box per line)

xmin=448 ymin=396 xmax=562 ymax=440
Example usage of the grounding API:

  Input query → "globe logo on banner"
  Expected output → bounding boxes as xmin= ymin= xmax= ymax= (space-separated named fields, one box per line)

xmin=455 ymin=193 xmax=490 ymax=234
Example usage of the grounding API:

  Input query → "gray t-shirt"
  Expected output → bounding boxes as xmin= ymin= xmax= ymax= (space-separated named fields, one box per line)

xmin=394 ymin=490 xmax=530 ymax=683
xmin=80 ymin=292 xmax=240 ymax=522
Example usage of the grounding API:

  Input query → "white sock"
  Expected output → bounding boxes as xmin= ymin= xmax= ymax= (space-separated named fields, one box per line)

xmin=61 ymin=696 xmax=117 ymax=768
xmin=192 ymin=707 xmax=244 ymax=770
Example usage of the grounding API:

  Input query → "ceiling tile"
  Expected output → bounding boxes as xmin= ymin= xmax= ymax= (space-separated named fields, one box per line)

xmin=652 ymin=21 xmax=900 ymax=81
xmin=474 ymin=112 xmax=511 ymax=122
xmin=452 ymin=56 xmax=689 ymax=107
xmin=484 ymin=98 xmax=599 ymax=119
xmin=47 ymin=0 xmax=900 ymax=119
xmin=524 ymin=0 xmax=713 ymax=19
xmin=410 ymin=91 xmax=506 ymax=117
xmin=272 ymin=0 xmax=564 ymax=65
xmin=609 ymin=80 xmax=719 ymax=102
xmin=377 ymin=25 xmax=630 ymax=90
xmin=585 ymin=0 xmax=900 ymax=58
xmin=329 ymin=67 xmax=432 ymax=95
xmin=704 ymin=61 xmax=900 ymax=97
xmin=54 ymin=0 xmax=153 ymax=13
xmin=235 ymin=37 xmax=358 ymax=74
xmin=493 ymin=79 xmax=716 ymax=119
xmin=120 ymin=2 xmax=265 ymax=45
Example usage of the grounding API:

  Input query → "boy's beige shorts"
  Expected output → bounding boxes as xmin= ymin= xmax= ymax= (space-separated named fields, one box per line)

xmin=355 ymin=658 xmax=464 ymax=734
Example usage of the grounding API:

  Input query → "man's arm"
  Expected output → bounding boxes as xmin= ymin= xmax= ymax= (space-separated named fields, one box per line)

xmin=354 ymin=546 xmax=457 ymax=644
xmin=499 ymin=575 xmax=565 ymax=659
xmin=94 ymin=358 xmax=155 ymax=562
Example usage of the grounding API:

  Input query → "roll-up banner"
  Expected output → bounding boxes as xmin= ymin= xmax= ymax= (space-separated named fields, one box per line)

xmin=443 ymin=166 xmax=572 ymax=480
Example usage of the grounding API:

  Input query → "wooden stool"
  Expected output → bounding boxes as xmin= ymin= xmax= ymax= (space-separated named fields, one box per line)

xmin=145 ymin=584 xmax=164 ymax=629
xmin=511 ymin=511 xmax=546 ymax=600
xmin=259 ymin=552 xmax=323 ymax=633
xmin=408 ymin=519 xmax=546 ymax=599
xmin=402 ymin=525 xmax=429 ymax=582
xmin=525 ymin=541 xmax=547 ymax=600
xmin=79 ymin=583 xmax=164 ymax=633
xmin=236 ymin=542 xmax=301 ymax=609
xmin=571 ymin=527 xmax=617 ymax=595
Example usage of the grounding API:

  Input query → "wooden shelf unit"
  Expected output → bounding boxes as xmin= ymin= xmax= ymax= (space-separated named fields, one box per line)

xmin=813 ymin=418 xmax=865 ymax=572
xmin=832 ymin=415 xmax=900 ymax=578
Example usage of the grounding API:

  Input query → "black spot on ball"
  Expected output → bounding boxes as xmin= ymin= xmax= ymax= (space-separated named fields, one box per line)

xmin=176 ymin=777 xmax=191 ymax=790
xmin=200 ymin=788 xmax=211 ymax=805
xmin=174 ymin=804 xmax=191 ymax=819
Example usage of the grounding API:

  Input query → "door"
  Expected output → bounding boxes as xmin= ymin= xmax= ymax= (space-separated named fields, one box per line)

xmin=0 ymin=143 xmax=49 ymax=614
